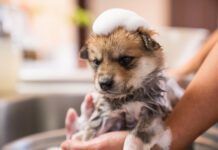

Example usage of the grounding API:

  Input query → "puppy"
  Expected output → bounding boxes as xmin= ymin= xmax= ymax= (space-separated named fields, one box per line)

xmin=65 ymin=26 xmax=183 ymax=150
xmin=65 ymin=9 xmax=183 ymax=150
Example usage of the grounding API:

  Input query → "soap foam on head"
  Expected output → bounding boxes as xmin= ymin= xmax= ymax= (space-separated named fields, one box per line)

xmin=92 ymin=8 xmax=149 ymax=35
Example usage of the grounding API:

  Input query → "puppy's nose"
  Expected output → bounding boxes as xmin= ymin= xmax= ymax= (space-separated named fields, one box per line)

xmin=99 ymin=77 xmax=113 ymax=91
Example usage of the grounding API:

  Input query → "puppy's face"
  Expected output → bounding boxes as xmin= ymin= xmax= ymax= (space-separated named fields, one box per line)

xmin=80 ymin=27 xmax=163 ymax=96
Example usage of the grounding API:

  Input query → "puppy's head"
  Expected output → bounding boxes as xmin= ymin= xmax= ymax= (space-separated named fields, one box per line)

xmin=80 ymin=27 xmax=164 ymax=96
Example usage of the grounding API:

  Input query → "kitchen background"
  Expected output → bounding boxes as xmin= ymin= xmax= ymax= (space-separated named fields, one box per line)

xmin=0 ymin=0 xmax=217 ymax=149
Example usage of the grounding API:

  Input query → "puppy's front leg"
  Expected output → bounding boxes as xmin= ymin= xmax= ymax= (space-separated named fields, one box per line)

xmin=124 ymin=133 xmax=145 ymax=150
xmin=124 ymin=108 xmax=172 ymax=150
xmin=123 ymin=118 xmax=157 ymax=150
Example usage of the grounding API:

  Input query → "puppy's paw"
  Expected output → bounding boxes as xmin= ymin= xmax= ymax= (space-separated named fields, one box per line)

xmin=123 ymin=134 xmax=144 ymax=150
xmin=148 ymin=128 xmax=172 ymax=150
xmin=65 ymin=108 xmax=78 ymax=139
xmin=123 ymin=133 xmax=169 ymax=150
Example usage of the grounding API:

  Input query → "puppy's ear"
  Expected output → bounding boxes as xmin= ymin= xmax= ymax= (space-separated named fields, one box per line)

xmin=141 ymin=34 xmax=160 ymax=51
xmin=138 ymin=29 xmax=161 ymax=51
xmin=80 ymin=45 xmax=89 ymax=59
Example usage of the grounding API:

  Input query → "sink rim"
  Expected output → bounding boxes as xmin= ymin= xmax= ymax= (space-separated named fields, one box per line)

xmin=2 ymin=129 xmax=66 ymax=150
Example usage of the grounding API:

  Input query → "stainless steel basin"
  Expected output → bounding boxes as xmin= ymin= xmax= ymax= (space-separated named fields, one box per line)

xmin=2 ymin=129 xmax=65 ymax=150
xmin=0 ymin=94 xmax=85 ymax=148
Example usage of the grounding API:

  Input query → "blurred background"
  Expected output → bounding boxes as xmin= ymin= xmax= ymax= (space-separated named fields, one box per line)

xmin=0 ymin=0 xmax=217 ymax=149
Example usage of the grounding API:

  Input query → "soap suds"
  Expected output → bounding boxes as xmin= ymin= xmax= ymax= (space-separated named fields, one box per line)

xmin=92 ymin=8 xmax=149 ymax=35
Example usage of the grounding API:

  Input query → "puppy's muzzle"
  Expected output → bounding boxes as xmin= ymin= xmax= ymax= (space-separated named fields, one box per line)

xmin=98 ymin=76 xmax=114 ymax=91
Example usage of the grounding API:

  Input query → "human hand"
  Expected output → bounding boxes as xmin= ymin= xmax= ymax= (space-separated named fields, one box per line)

xmin=65 ymin=94 xmax=95 ymax=139
xmin=61 ymin=131 xmax=128 ymax=150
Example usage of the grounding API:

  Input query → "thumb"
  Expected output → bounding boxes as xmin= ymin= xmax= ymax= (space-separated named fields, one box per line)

xmin=61 ymin=139 xmax=99 ymax=150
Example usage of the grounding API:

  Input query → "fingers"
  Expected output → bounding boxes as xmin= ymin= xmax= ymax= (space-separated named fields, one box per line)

xmin=82 ymin=94 xmax=94 ymax=109
xmin=61 ymin=131 xmax=127 ymax=150
xmin=61 ymin=140 xmax=71 ymax=150
xmin=80 ymin=94 xmax=95 ymax=119
xmin=61 ymin=139 xmax=98 ymax=150
xmin=65 ymin=108 xmax=78 ymax=139
xmin=61 ymin=140 xmax=82 ymax=150
xmin=65 ymin=93 xmax=95 ymax=140
xmin=83 ymin=94 xmax=94 ymax=110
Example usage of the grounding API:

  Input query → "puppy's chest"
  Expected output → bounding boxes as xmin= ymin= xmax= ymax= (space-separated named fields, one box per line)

xmin=107 ymin=99 xmax=166 ymax=120
xmin=89 ymin=100 xmax=146 ymax=131
xmin=103 ymin=94 xmax=170 ymax=127
xmin=121 ymin=101 xmax=146 ymax=128
xmin=84 ymin=92 xmax=170 ymax=138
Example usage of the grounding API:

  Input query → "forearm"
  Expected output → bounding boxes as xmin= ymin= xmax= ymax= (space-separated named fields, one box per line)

xmin=178 ymin=30 xmax=218 ymax=76
xmin=166 ymin=43 xmax=218 ymax=150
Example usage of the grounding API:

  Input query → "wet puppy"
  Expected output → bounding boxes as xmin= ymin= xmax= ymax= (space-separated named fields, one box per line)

xmin=68 ymin=27 xmax=182 ymax=150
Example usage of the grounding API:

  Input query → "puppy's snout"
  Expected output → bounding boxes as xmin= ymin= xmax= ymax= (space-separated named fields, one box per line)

xmin=99 ymin=76 xmax=114 ymax=91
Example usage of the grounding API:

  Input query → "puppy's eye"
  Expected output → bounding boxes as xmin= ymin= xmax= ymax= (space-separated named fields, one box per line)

xmin=119 ymin=56 xmax=134 ymax=66
xmin=93 ymin=59 xmax=101 ymax=66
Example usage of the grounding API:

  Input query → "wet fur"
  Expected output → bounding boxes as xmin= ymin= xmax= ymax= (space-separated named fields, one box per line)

xmin=75 ymin=27 xmax=180 ymax=149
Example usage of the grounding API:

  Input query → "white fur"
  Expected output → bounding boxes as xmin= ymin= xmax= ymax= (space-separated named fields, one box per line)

xmin=124 ymin=134 xmax=144 ymax=150
xmin=147 ymin=119 xmax=172 ymax=150
xmin=94 ymin=74 xmax=101 ymax=92
xmin=156 ymin=129 xmax=172 ymax=150
xmin=93 ymin=8 xmax=149 ymax=35
xmin=90 ymin=92 xmax=100 ymax=103
xmin=76 ymin=92 xmax=102 ymax=130
xmin=166 ymin=77 xmax=184 ymax=98
xmin=128 ymin=58 xmax=156 ymax=89
xmin=123 ymin=113 xmax=172 ymax=150
xmin=118 ymin=98 xmax=171 ymax=150
xmin=122 ymin=101 xmax=144 ymax=119
xmin=148 ymin=118 xmax=164 ymax=133
xmin=76 ymin=116 xmax=87 ymax=131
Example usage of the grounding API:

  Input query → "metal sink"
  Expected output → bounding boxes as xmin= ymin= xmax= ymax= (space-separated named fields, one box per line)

xmin=0 ymin=94 xmax=85 ymax=148
xmin=2 ymin=129 xmax=65 ymax=150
